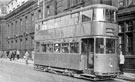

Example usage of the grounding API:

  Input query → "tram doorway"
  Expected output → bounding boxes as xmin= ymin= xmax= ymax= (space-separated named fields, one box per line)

xmin=82 ymin=38 xmax=94 ymax=69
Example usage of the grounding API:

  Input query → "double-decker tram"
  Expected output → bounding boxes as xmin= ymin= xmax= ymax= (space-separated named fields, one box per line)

xmin=34 ymin=4 xmax=119 ymax=80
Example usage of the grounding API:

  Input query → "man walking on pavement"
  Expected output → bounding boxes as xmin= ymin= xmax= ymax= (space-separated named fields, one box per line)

xmin=24 ymin=50 xmax=29 ymax=65
xmin=119 ymin=51 xmax=125 ymax=75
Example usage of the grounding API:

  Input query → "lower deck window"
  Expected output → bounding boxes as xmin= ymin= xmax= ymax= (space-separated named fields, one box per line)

xmin=47 ymin=44 xmax=53 ymax=52
xmin=35 ymin=42 xmax=40 ymax=52
xmin=41 ymin=44 xmax=46 ymax=52
xmin=62 ymin=43 xmax=69 ymax=53
xmin=70 ymin=42 xmax=79 ymax=53
xmin=54 ymin=43 xmax=60 ymax=53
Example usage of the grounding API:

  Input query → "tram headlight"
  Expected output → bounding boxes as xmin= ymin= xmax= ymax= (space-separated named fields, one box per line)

xmin=110 ymin=63 xmax=113 ymax=67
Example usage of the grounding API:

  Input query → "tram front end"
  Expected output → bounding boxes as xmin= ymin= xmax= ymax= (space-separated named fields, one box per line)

xmin=92 ymin=22 xmax=119 ymax=78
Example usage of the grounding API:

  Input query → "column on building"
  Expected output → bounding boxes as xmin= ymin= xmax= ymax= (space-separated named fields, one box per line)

xmin=133 ymin=20 xmax=135 ymax=55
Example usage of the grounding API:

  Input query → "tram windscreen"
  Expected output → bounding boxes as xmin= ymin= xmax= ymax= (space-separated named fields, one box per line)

xmin=96 ymin=38 xmax=104 ymax=54
xmin=93 ymin=8 xmax=116 ymax=23
xmin=106 ymin=39 xmax=115 ymax=54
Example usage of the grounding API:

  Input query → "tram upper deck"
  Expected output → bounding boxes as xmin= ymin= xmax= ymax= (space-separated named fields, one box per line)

xmin=35 ymin=4 xmax=118 ymax=41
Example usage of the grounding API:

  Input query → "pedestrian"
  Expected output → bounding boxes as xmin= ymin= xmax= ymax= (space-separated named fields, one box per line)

xmin=9 ymin=50 xmax=13 ymax=61
xmin=31 ymin=50 xmax=34 ymax=61
xmin=16 ymin=49 xmax=20 ymax=60
xmin=119 ymin=51 xmax=125 ymax=74
xmin=6 ymin=50 xmax=9 ymax=58
xmin=12 ymin=50 xmax=15 ymax=60
xmin=24 ymin=50 xmax=29 ymax=65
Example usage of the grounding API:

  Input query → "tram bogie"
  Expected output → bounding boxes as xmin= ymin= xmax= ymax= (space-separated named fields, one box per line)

xmin=34 ymin=4 xmax=119 ymax=80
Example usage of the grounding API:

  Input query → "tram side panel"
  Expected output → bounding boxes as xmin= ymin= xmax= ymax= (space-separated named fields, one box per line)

xmin=94 ymin=54 xmax=119 ymax=75
xmin=34 ymin=52 xmax=81 ymax=70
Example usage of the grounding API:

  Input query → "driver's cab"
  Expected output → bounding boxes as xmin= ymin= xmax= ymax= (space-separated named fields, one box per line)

xmin=81 ymin=37 xmax=117 ymax=71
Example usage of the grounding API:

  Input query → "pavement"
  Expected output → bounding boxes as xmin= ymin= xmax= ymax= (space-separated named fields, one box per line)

xmin=117 ymin=73 xmax=135 ymax=81
xmin=1 ymin=58 xmax=135 ymax=81
xmin=1 ymin=58 xmax=34 ymax=66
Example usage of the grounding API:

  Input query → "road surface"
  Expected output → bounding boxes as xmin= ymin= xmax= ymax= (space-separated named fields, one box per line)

xmin=0 ymin=59 xmax=129 ymax=82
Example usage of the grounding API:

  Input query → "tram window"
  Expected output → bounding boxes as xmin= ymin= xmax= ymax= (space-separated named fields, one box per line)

xmin=93 ymin=8 xmax=105 ymax=21
xmin=106 ymin=39 xmax=115 ymax=54
xmin=70 ymin=42 xmax=79 ymax=53
xmin=41 ymin=44 xmax=46 ymax=52
xmin=92 ymin=8 xmax=116 ymax=23
xmin=82 ymin=9 xmax=92 ymax=22
xmin=35 ymin=42 xmax=40 ymax=52
xmin=46 ymin=44 xmax=53 ymax=53
xmin=81 ymin=38 xmax=94 ymax=54
xmin=62 ymin=43 xmax=69 ymax=53
xmin=71 ymin=13 xmax=79 ymax=25
xmin=96 ymin=38 xmax=104 ymax=54
xmin=54 ymin=43 xmax=60 ymax=53
xmin=81 ymin=42 xmax=87 ymax=54
xmin=105 ymin=9 xmax=115 ymax=22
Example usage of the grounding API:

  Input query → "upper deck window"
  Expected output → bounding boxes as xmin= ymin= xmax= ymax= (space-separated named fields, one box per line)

xmin=92 ymin=8 xmax=116 ymax=23
xmin=105 ymin=9 xmax=115 ymax=22
xmin=82 ymin=9 xmax=92 ymax=22
xmin=93 ymin=8 xmax=104 ymax=22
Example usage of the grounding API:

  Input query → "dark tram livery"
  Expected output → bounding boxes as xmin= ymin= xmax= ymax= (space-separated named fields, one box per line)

xmin=34 ymin=4 xmax=119 ymax=80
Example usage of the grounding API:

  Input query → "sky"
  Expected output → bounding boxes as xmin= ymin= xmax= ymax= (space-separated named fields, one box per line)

xmin=0 ymin=0 xmax=11 ymax=4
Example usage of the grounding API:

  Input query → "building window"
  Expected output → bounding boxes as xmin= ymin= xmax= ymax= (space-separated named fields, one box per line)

xmin=69 ymin=0 xmax=83 ymax=7
xmin=124 ymin=0 xmax=133 ymax=7
xmin=100 ymin=0 xmax=112 ymax=5
xmin=31 ymin=14 xmax=35 ymax=24
xmin=127 ymin=36 xmax=133 ymax=55
xmin=119 ymin=36 xmax=124 ymax=51
xmin=126 ymin=21 xmax=133 ymax=32
xmin=119 ymin=23 xmax=124 ymax=32
xmin=38 ymin=9 xmax=42 ymax=19
xmin=119 ymin=0 xmax=124 ymax=8
xmin=26 ymin=38 xmax=28 ymax=40
xmin=46 ymin=5 xmax=50 ymax=17
xmin=20 ymin=19 xmax=22 ymax=28
xmin=20 ymin=39 xmax=22 ymax=42
xmin=25 ymin=16 xmax=28 ymax=30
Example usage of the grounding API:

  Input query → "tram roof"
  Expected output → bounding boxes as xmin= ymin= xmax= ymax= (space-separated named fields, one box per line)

xmin=88 ymin=4 xmax=118 ymax=10
xmin=37 ymin=4 xmax=117 ymax=23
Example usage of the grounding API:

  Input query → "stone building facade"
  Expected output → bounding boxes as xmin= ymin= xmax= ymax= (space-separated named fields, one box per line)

xmin=118 ymin=0 xmax=135 ymax=71
xmin=5 ymin=0 xmax=38 ymax=58
xmin=0 ymin=3 xmax=7 ymax=51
